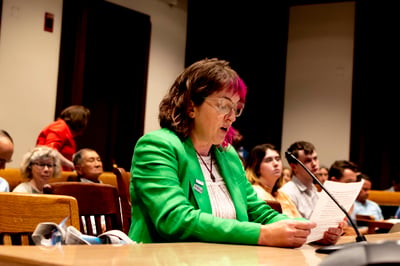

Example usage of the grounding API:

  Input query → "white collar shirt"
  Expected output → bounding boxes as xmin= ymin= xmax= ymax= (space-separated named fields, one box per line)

xmin=279 ymin=175 xmax=319 ymax=219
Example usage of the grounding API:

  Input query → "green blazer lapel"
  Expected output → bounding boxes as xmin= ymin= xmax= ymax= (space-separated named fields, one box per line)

xmin=214 ymin=148 xmax=248 ymax=221
xmin=183 ymin=139 xmax=212 ymax=214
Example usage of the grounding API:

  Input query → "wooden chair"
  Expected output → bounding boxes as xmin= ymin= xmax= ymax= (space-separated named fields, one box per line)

xmin=0 ymin=168 xmax=23 ymax=191
xmin=0 ymin=192 xmax=80 ymax=245
xmin=367 ymin=190 xmax=400 ymax=219
xmin=43 ymin=182 xmax=122 ymax=236
xmin=113 ymin=167 xmax=132 ymax=234
xmin=368 ymin=190 xmax=400 ymax=206
xmin=59 ymin=171 xmax=118 ymax=186
xmin=265 ymin=200 xmax=282 ymax=213
xmin=355 ymin=214 xmax=394 ymax=234
xmin=99 ymin=172 xmax=118 ymax=188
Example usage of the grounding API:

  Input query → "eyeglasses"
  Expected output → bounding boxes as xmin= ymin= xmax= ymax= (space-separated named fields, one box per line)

xmin=31 ymin=162 xmax=56 ymax=169
xmin=204 ymin=97 xmax=245 ymax=117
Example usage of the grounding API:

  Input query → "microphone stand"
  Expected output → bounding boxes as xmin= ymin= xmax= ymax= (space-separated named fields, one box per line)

xmin=285 ymin=151 xmax=367 ymax=253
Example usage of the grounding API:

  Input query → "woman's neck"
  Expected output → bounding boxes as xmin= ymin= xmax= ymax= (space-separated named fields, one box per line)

xmin=259 ymin=179 xmax=274 ymax=194
xmin=191 ymin=138 xmax=212 ymax=156
xmin=30 ymin=179 xmax=45 ymax=193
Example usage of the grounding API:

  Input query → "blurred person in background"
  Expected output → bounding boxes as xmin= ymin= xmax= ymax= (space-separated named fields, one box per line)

xmin=36 ymin=105 xmax=90 ymax=171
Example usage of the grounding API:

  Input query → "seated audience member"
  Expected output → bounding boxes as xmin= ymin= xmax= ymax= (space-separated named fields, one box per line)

xmin=0 ymin=129 xmax=14 ymax=192
xmin=245 ymin=143 xmax=302 ymax=218
xmin=352 ymin=173 xmax=384 ymax=230
xmin=72 ymin=148 xmax=103 ymax=183
xmin=280 ymin=141 xmax=321 ymax=220
xmin=72 ymin=148 xmax=105 ymax=234
xmin=281 ymin=166 xmax=292 ymax=185
xmin=328 ymin=160 xmax=360 ymax=183
xmin=328 ymin=159 xmax=361 ymax=236
xmin=13 ymin=146 xmax=61 ymax=193
xmin=230 ymin=127 xmax=248 ymax=161
xmin=386 ymin=176 xmax=400 ymax=192
xmin=36 ymin=105 xmax=91 ymax=171
xmin=315 ymin=165 xmax=329 ymax=192
xmin=279 ymin=140 xmax=344 ymax=242
xmin=394 ymin=206 xmax=400 ymax=218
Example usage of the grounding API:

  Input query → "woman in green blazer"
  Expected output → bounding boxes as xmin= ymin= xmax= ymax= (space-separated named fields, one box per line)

xmin=129 ymin=58 xmax=342 ymax=247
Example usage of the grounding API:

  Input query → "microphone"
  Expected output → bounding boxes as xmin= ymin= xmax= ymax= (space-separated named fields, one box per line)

xmin=285 ymin=151 xmax=367 ymax=254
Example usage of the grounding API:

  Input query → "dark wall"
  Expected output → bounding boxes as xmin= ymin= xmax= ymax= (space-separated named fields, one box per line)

xmin=186 ymin=0 xmax=290 ymax=152
xmin=350 ymin=0 xmax=400 ymax=189
xmin=187 ymin=0 xmax=400 ymax=189
xmin=57 ymin=0 xmax=150 ymax=171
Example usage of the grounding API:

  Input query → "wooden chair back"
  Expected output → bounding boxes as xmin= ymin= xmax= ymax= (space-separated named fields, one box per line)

xmin=43 ymin=182 xmax=122 ymax=236
xmin=265 ymin=200 xmax=282 ymax=213
xmin=0 ymin=168 xmax=81 ymax=191
xmin=368 ymin=190 xmax=400 ymax=206
xmin=113 ymin=167 xmax=131 ymax=234
xmin=367 ymin=190 xmax=400 ymax=219
xmin=0 ymin=192 xmax=80 ymax=245
xmin=0 ymin=168 xmax=23 ymax=191
xmin=355 ymin=214 xmax=394 ymax=234
xmin=99 ymin=172 xmax=118 ymax=188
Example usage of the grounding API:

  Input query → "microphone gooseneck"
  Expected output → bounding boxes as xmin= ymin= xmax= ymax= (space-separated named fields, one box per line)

xmin=285 ymin=151 xmax=367 ymax=253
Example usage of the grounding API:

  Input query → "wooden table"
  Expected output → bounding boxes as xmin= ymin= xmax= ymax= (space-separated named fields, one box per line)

xmin=0 ymin=232 xmax=399 ymax=266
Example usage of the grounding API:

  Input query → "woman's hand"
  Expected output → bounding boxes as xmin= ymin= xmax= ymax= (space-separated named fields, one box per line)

xmin=258 ymin=220 xmax=316 ymax=248
xmin=314 ymin=221 xmax=345 ymax=245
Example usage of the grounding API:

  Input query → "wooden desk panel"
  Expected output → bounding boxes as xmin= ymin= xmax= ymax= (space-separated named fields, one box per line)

xmin=0 ymin=243 xmax=325 ymax=266
xmin=0 ymin=232 xmax=399 ymax=266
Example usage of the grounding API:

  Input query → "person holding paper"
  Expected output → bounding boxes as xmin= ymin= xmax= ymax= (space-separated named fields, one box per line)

xmin=328 ymin=160 xmax=363 ymax=236
xmin=280 ymin=141 xmax=345 ymax=243
xmin=280 ymin=141 xmax=321 ymax=220
xmin=129 ymin=58 xmax=319 ymax=248
xmin=352 ymin=173 xmax=384 ymax=233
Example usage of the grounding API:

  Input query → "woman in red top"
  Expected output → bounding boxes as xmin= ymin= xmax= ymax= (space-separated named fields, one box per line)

xmin=36 ymin=105 xmax=90 ymax=170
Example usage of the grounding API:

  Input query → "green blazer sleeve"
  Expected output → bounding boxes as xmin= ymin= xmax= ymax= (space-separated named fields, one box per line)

xmin=128 ymin=128 xmax=292 ymax=244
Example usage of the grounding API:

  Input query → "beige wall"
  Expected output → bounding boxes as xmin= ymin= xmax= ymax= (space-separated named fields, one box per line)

xmin=281 ymin=2 xmax=355 ymax=168
xmin=0 ymin=0 xmax=187 ymax=168
xmin=0 ymin=0 xmax=63 ymax=168
xmin=0 ymin=0 xmax=354 ymax=170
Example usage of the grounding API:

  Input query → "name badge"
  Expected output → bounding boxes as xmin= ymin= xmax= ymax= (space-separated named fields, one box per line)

xmin=193 ymin=183 xmax=203 ymax=194
xmin=195 ymin=179 xmax=204 ymax=186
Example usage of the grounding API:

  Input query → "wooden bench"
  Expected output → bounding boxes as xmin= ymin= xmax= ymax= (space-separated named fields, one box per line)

xmin=355 ymin=214 xmax=394 ymax=234
xmin=60 ymin=171 xmax=118 ymax=188
xmin=0 ymin=168 xmax=118 ymax=192
xmin=0 ymin=168 xmax=23 ymax=191
xmin=368 ymin=190 xmax=400 ymax=219
xmin=0 ymin=192 xmax=80 ymax=245
xmin=368 ymin=190 xmax=400 ymax=206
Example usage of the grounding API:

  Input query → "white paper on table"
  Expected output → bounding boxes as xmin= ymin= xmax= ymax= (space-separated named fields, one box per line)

xmin=306 ymin=179 xmax=364 ymax=243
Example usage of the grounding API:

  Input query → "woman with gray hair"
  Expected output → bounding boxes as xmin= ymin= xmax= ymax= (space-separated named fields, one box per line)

xmin=13 ymin=146 xmax=61 ymax=193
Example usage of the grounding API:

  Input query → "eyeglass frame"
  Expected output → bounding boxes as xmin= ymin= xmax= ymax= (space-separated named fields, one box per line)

xmin=31 ymin=162 xmax=56 ymax=169
xmin=204 ymin=96 xmax=245 ymax=117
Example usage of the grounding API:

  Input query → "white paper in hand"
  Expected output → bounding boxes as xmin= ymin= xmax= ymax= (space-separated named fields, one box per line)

xmin=307 ymin=179 xmax=364 ymax=243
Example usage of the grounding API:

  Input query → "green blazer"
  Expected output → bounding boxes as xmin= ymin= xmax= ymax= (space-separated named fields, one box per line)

xmin=129 ymin=128 xmax=292 ymax=244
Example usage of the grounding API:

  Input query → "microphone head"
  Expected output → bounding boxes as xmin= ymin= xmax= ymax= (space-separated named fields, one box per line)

xmin=285 ymin=151 xmax=296 ymax=164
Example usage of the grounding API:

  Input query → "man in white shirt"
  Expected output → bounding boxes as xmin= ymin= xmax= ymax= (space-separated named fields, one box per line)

xmin=72 ymin=148 xmax=103 ymax=183
xmin=72 ymin=148 xmax=105 ymax=234
xmin=280 ymin=141 xmax=320 ymax=219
